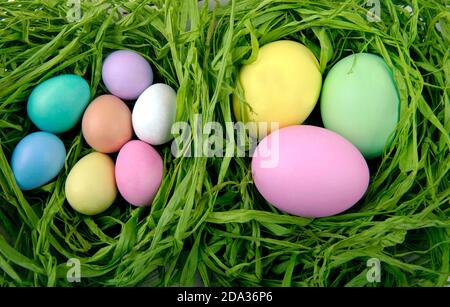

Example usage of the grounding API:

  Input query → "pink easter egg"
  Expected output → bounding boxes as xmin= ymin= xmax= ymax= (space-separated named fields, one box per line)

xmin=251 ymin=125 xmax=370 ymax=218
xmin=115 ymin=140 xmax=163 ymax=206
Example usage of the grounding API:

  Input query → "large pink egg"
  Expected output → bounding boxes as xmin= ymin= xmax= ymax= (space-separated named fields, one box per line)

xmin=115 ymin=140 xmax=163 ymax=207
xmin=251 ymin=125 xmax=369 ymax=217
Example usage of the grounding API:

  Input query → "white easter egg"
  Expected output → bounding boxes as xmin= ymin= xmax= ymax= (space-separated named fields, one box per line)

xmin=132 ymin=83 xmax=177 ymax=145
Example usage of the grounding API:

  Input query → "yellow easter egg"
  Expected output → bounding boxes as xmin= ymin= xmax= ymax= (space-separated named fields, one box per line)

xmin=233 ymin=40 xmax=322 ymax=137
xmin=65 ymin=152 xmax=117 ymax=215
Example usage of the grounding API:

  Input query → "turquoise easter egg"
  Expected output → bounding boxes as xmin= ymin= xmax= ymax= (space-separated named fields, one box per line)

xmin=27 ymin=74 xmax=91 ymax=133
xmin=320 ymin=53 xmax=400 ymax=159
xmin=11 ymin=132 xmax=66 ymax=191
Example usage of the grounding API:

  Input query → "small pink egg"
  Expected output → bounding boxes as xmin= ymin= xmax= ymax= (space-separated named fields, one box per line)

xmin=251 ymin=125 xmax=370 ymax=218
xmin=115 ymin=140 xmax=163 ymax=206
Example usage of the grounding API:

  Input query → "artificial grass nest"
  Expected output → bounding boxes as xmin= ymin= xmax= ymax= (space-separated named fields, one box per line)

xmin=0 ymin=0 xmax=449 ymax=287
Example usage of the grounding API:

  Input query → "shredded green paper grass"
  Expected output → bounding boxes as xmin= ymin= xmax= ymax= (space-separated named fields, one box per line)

xmin=0 ymin=0 xmax=449 ymax=287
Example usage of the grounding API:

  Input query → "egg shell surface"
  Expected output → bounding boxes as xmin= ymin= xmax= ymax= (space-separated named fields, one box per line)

xmin=320 ymin=53 xmax=400 ymax=159
xmin=82 ymin=95 xmax=133 ymax=153
xmin=132 ymin=83 xmax=177 ymax=145
xmin=65 ymin=152 xmax=117 ymax=215
xmin=27 ymin=74 xmax=91 ymax=133
xmin=233 ymin=40 xmax=322 ymax=137
xmin=115 ymin=140 xmax=163 ymax=207
xmin=251 ymin=125 xmax=370 ymax=218
xmin=102 ymin=50 xmax=153 ymax=100
xmin=11 ymin=132 xmax=66 ymax=191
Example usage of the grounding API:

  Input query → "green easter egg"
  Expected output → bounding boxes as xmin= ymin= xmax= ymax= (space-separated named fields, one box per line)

xmin=27 ymin=74 xmax=91 ymax=133
xmin=320 ymin=53 xmax=400 ymax=159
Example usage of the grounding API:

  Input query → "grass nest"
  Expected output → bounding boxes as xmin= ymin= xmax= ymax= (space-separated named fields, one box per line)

xmin=0 ymin=0 xmax=449 ymax=286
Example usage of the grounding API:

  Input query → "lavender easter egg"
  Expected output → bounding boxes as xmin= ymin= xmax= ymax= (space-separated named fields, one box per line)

xmin=102 ymin=50 xmax=153 ymax=100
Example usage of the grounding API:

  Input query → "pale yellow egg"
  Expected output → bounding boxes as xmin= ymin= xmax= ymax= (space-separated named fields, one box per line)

xmin=233 ymin=40 xmax=322 ymax=137
xmin=65 ymin=152 xmax=117 ymax=215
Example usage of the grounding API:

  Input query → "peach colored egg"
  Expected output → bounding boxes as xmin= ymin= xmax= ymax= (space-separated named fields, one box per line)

xmin=82 ymin=95 xmax=133 ymax=153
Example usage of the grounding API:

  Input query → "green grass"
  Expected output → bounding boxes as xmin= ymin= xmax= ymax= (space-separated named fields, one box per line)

xmin=0 ymin=0 xmax=449 ymax=287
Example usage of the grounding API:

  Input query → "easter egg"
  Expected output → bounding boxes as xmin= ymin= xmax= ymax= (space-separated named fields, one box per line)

xmin=65 ymin=152 xmax=117 ymax=215
xmin=82 ymin=95 xmax=133 ymax=153
xmin=251 ymin=125 xmax=370 ymax=218
xmin=102 ymin=50 xmax=153 ymax=100
xmin=132 ymin=83 xmax=177 ymax=145
xmin=320 ymin=53 xmax=400 ymax=159
xmin=115 ymin=140 xmax=163 ymax=207
xmin=11 ymin=132 xmax=66 ymax=191
xmin=233 ymin=40 xmax=322 ymax=137
xmin=27 ymin=74 xmax=90 ymax=133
